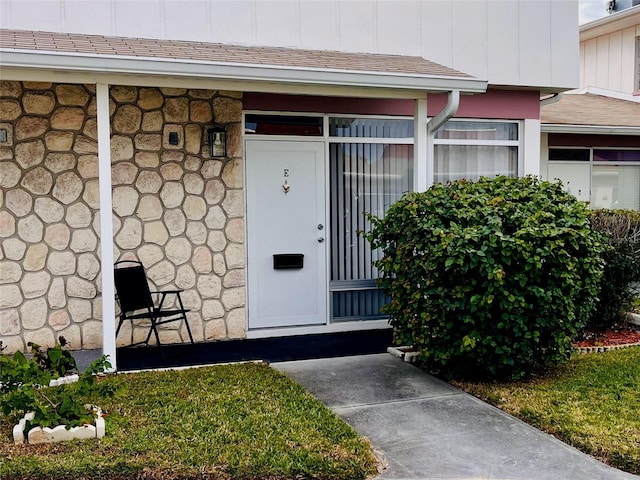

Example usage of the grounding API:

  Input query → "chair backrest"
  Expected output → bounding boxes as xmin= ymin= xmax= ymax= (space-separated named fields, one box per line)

xmin=114 ymin=260 xmax=155 ymax=313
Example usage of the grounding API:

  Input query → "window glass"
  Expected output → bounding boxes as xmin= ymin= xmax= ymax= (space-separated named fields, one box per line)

xmin=244 ymin=114 xmax=323 ymax=136
xmin=435 ymin=121 xmax=518 ymax=141
xmin=434 ymin=145 xmax=517 ymax=183
xmin=593 ymin=150 xmax=640 ymax=162
xmin=329 ymin=118 xmax=413 ymax=138
xmin=329 ymin=143 xmax=413 ymax=320
xmin=549 ymin=148 xmax=590 ymax=162
xmin=592 ymin=165 xmax=640 ymax=210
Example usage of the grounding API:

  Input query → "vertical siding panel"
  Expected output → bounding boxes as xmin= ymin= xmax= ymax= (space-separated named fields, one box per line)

xmin=208 ymin=1 xmax=256 ymax=44
xmin=608 ymin=31 xmax=623 ymax=92
xmin=254 ymin=0 xmax=298 ymax=47
xmin=487 ymin=0 xmax=519 ymax=84
xmin=621 ymin=26 xmax=637 ymax=94
xmin=551 ymin=0 xmax=579 ymax=88
xmin=376 ymin=0 xmax=420 ymax=55
xmin=63 ymin=1 xmax=113 ymax=35
xmin=451 ymin=0 xmax=489 ymax=79
xmin=299 ymin=1 xmax=338 ymax=50
xmin=163 ymin=1 xmax=208 ymax=41
xmin=338 ymin=1 xmax=376 ymax=53
xmin=420 ymin=0 xmax=453 ymax=75
xmin=583 ymin=38 xmax=598 ymax=87
xmin=519 ymin=0 xmax=551 ymax=88
xmin=114 ymin=0 xmax=163 ymax=39
xmin=595 ymin=35 xmax=610 ymax=88
xmin=7 ymin=0 xmax=62 ymax=32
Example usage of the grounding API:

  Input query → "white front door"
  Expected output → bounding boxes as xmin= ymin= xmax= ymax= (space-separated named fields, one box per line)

xmin=246 ymin=140 xmax=327 ymax=329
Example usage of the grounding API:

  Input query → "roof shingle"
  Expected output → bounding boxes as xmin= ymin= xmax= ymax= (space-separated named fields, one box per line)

xmin=541 ymin=92 xmax=640 ymax=128
xmin=0 ymin=28 xmax=471 ymax=79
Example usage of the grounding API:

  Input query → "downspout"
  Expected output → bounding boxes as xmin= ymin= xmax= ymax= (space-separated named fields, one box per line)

xmin=427 ymin=90 xmax=460 ymax=135
xmin=424 ymin=90 xmax=460 ymax=188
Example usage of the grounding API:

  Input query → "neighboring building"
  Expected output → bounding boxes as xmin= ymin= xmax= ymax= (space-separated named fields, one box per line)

xmin=0 ymin=0 xmax=579 ymax=367
xmin=581 ymin=3 xmax=640 ymax=95
xmin=541 ymin=5 xmax=640 ymax=210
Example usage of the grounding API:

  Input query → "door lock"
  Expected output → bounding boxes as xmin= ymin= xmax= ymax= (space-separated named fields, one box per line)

xmin=317 ymin=224 xmax=324 ymax=230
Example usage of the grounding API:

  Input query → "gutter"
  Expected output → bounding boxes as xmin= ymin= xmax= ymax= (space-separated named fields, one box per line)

xmin=541 ymin=124 xmax=640 ymax=135
xmin=0 ymin=49 xmax=488 ymax=94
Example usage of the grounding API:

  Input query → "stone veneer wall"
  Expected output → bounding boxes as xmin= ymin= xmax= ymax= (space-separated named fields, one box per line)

xmin=0 ymin=81 xmax=245 ymax=354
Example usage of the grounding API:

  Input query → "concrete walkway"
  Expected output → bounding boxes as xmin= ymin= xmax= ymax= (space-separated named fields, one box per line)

xmin=274 ymin=353 xmax=638 ymax=480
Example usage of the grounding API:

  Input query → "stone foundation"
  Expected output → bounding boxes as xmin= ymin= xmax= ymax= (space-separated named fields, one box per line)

xmin=0 ymin=81 xmax=245 ymax=354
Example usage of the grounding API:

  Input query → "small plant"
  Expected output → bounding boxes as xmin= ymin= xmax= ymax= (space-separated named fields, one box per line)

xmin=0 ymin=339 xmax=114 ymax=431
xmin=29 ymin=337 xmax=78 ymax=378
xmin=0 ymin=337 xmax=78 ymax=394
xmin=366 ymin=176 xmax=606 ymax=380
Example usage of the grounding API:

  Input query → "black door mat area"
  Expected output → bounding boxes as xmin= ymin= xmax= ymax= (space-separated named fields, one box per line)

xmin=116 ymin=329 xmax=394 ymax=371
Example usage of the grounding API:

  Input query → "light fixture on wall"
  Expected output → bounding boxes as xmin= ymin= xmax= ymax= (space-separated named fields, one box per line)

xmin=208 ymin=126 xmax=227 ymax=158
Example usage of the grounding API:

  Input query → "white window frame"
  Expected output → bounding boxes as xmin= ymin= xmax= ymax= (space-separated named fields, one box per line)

xmin=243 ymin=111 xmax=415 ymax=323
xmin=548 ymin=146 xmax=640 ymax=210
xmin=433 ymin=119 xmax=523 ymax=181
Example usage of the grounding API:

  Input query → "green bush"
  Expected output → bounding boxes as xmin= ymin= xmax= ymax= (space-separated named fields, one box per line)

xmin=366 ymin=176 xmax=606 ymax=380
xmin=588 ymin=209 xmax=640 ymax=329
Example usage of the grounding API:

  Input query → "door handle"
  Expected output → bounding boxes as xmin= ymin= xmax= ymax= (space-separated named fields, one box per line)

xmin=318 ymin=237 xmax=325 ymax=243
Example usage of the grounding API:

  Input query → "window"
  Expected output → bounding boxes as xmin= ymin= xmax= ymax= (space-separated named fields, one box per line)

xmin=548 ymin=148 xmax=590 ymax=162
xmin=244 ymin=114 xmax=323 ymax=136
xmin=434 ymin=121 xmax=520 ymax=183
xmin=329 ymin=117 xmax=413 ymax=321
xmin=548 ymin=148 xmax=640 ymax=210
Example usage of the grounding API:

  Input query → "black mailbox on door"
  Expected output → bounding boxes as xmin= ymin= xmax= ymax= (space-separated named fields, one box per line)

xmin=273 ymin=254 xmax=304 ymax=270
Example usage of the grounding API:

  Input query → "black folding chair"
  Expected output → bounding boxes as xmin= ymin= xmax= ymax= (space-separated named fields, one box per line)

xmin=114 ymin=260 xmax=194 ymax=348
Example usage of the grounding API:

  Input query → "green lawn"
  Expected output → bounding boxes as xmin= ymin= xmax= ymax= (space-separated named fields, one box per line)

xmin=0 ymin=362 xmax=377 ymax=480
xmin=452 ymin=346 xmax=640 ymax=475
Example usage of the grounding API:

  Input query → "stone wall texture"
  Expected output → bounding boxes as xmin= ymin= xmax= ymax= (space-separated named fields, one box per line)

xmin=0 ymin=81 xmax=245 ymax=353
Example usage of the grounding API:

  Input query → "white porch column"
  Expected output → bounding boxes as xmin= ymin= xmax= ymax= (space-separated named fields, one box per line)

xmin=413 ymin=97 xmax=429 ymax=192
xmin=97 ymin=82 xmax=116 ymax=371
xmin=522 ymin=119 xmax=541 ymax=177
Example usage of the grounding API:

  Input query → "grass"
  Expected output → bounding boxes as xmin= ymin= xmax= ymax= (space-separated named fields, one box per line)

xmin=0 ymin=362 xmax=378 ymax=480
xmin=452 ymin=346 xmax=640 ymax=475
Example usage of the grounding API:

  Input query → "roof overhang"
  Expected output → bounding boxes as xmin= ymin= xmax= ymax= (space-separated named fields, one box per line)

xmin=0 ymin=50 xmax=488 ymax=98
xmin=0 ymin=29 xmax=487 ymax=99
xmin=580 ymin=5 xmax=640 ymax=40
xmin=541 ymin=124 xmax=640 ymax=135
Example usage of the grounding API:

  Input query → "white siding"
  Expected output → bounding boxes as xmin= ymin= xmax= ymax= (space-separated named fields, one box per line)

xmin=487 ymin=0 xmax=519 ymax=83
xmin=580 ymin=24 xmax=640 ymax=94
xmin=0 ymin=0 xmax=579 ymax=90
xmin=519 ymin=0 xmax=552 ymax=88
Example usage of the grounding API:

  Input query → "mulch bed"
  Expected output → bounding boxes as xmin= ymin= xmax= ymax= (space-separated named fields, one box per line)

xmin=573 ymin=322 xmax=640 ymax=348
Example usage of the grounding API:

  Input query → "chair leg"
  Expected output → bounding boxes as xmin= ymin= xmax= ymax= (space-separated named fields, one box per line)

xmin=151 ymin=319 xmax=162 ymax=347
xmin=116 ymin=316 xmax=125 ymax=337
xmin=175 ymin=294 xmax=194 ymax=344
xmin=182 ymin=314 xmax=194 ymax=344
xmin=147 ymin=318 xmax=166 ymax=363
